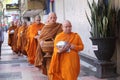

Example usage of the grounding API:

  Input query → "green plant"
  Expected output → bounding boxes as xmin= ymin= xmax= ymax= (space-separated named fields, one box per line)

xmin=86 ymin=0 xmax=116 ymax=38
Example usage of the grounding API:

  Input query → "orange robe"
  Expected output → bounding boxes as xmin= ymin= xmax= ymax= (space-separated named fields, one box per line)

xmin=8 ymin=26 xmax=17 ymax=49
xmin=17 ymin=26 xmax=25 ymax=52
xmin=34 ymin=23 xmax=62 ymax=67
xmin=27 ymin=23 xmax=44 ymax=64
xmin=12 ymin=27 xmax=20 ymax=53
xmin=21 ymin=27 xmax=28 ymax=55
xmin=49 ymin=32 xmax=84 ymax=80
xmin=24 ymin=27 xmax=30 ymax=54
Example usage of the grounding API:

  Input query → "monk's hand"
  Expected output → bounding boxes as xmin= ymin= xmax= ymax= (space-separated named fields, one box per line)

xmin=34 ymin=35 xmax=39 ymax=40
xmin=57 ymin=49 xmax=62 ymax=54
xmin=40 ymin=40 xmax=44 ymax=47
xmin=57 ymin=46 xmax=66 ymax=54
xmin=59 ymin=43 xmax=71 ymax=53
xmin=70 ymin=44 xmax=75 ymax=49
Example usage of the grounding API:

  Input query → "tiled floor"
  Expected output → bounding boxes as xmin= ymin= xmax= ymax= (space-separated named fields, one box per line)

xmin=0 ymin=32 xmax=119 ymax=80
xmin=0 ymin=32 xmax=48 ymax=80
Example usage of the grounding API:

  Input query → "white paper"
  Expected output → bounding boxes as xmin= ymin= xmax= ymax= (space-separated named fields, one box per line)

xmin=92 ymin=45 xmax=98 ymax=51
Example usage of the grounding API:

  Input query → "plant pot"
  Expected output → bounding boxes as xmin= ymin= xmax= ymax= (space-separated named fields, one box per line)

xmin=90 ymin=37 xmax=116 ymax=61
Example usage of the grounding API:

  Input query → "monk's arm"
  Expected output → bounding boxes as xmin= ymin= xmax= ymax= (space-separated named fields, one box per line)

xmin=71 ymin=34 xmax=84 ymax=51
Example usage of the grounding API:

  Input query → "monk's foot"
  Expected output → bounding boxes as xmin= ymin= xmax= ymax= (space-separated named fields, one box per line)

xmin=44 ymin=54 xmax=52 ymax=58
xmin=35 ymin=62 xmax=42 ymax=68
xmin=20 ymin=53 xmax=23 ymax=56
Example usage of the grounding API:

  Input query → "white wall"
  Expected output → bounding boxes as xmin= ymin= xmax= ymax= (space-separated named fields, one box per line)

xmin=54 ymin=0 xmax=64 ymax=22
xmin=55 ymin=0 xmax=96 ymax=58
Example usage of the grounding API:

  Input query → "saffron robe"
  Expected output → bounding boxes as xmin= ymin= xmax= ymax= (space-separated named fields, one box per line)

xmin=8 ymin=26 xmax=17 ymax=49
xmin=12 ymin=27 xmax=21 ymax=53
xmin=48 ymin=32 xmax=84 ymax=80
xmin=21 ymin=26 xmax=28 ymax=55
xmin=34 ymin=23 xmax=62 ymax=67
xmin=27 ymin=23 xmax=44 ymax=64
xmin=17 ymin=25 xmax=26 ymax=52
xmin=24 ymin=27 xmax=30 ymax=55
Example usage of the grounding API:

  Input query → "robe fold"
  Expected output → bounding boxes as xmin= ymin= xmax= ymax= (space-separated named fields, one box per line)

xmin=48 ymin=32 xmax=84 ymax=80
xmin=24 ymin=27 xmax=30 ymax=54
xmin=12 ymin=27 xmax=20 ymax=53
xmin=21 ymin=27 xmax=28 ymax=55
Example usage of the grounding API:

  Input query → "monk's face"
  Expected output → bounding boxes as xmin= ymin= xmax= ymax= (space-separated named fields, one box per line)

xmin=14 ymin=21 xmax=17 ymax=26
xmin=62 ymin=21 xmax=72 ymax=34
xmin=48 ymin=13 xmax=57 ymax=24
xmin=35 ymin=16 xmax=41 ymax=24
xmin=22 ymin=22 xmax=27 ymax=27
xmin=11 ymin=21 xmax=14 ymax=26
xmin=17 ymin=22 xmax=21 ymax=27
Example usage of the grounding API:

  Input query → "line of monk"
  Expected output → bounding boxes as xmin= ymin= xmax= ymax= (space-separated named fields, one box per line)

xmin=7 ymin=12 xmax=84 ymax=80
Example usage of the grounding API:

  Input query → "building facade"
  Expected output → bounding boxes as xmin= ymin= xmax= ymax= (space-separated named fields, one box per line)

xmin=53 ymin=0 xmax=120 ymax=75
xmin=18 ymin=0 xmax=120 ymax=75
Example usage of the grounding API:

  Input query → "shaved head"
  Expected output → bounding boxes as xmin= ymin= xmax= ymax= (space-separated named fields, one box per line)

xmin=35 ymin=15 xmax=41 ymax=24
xmin=48 ymin=12 xmax=57 ymax=18
xmin=35 ymin=15 xmax=41 ymax=20
xmin=62 ymin=20 xmax=72 ymax=34
xmin=47 ymin=12 xmax=57 ymax=24
xmin=62 ymin=20 xmax=72 ymax=27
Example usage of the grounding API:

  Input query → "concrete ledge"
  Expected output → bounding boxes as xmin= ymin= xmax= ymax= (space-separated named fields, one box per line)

xmin=80 ymin=53 xmax=97 ymax=67
xmin=80 ymin=53 xmax=118 ymax=78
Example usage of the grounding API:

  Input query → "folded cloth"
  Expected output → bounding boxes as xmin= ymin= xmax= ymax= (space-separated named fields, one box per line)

xmin=10 ymin=30 xmax=14 ymax=34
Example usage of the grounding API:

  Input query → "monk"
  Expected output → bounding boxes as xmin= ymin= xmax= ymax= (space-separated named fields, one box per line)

xmin=20 ymin=21 xmax=29 ymax=56
xmin=48 ymin=20 xmax=84 ymax=80
xmin=22 ymin=22 xmax=32 ymax=55
xmin=7 ymin=21 xmax=17 ymax=51
xmin=12 ymin=21 xmax=22 ymax=54
xmin=34 ymin=12 xmax=63 ymax=75
xmin=23 ymin=26 xmax=30 ymax=56
xmin=17 ymin=21 xmax=27 ymax=56
xmin=27 ymin=15 xmax=44 ymax=64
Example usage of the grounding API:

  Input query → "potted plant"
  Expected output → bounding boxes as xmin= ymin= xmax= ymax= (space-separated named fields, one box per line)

xmin=86 ymin=0 xmax=116 ymax=61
